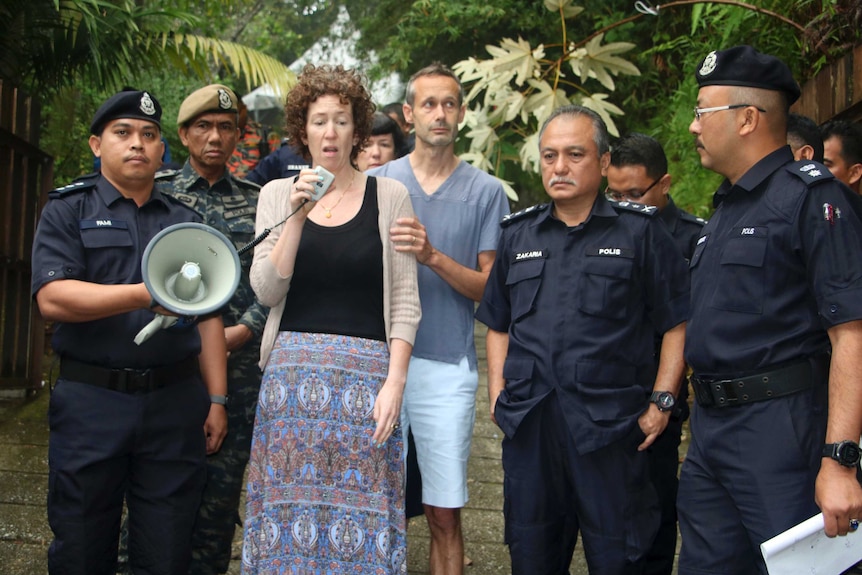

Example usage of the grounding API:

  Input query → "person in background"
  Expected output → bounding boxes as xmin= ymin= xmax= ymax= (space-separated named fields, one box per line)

xmin=606 ymin=132 xmax=704 ymax=575
xmin=32 ymin=89 xmax=227 ymax=574
xmin=370 ymin=63 xmax=510 ymax=575
xmin=821 ymin=119 xmax=862 ymax=194
xmin=154 ymin=83 xmax=267 ymax=575
xmin=226 ymin=95 xmax=280 ymax=179
xmin=786 ymin=113 xmax=824 ymax=162
xmin=357 ymin=111 xmax=407 ymax=172
xmin=678 ymin=45 xmax=862 ymax=575
xmin=244 ymin=141 xmax=309 ymax=186
xmin=476 ymin=105 xmax=689 ymax=574
xmin=382 ymin=101 xmax=414 ymax=153
xmin=241 ymin=64 xmax=421 ymax=574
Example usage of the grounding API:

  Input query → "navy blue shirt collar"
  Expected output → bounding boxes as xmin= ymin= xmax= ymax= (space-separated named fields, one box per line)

xmin=95 ymin=174 xmax=172 ymax=210
xmin=540 ymin=192 xmax=617 ymax=228
xmin=713 ymin=146 xmax=794 ymax=207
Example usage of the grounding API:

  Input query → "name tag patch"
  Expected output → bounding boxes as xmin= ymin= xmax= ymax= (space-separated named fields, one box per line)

xmin=80 ymin=219 xmax=129 ymax=230
xmin=587 ymin=246 xmax=634 ymax=258
xmin=512 ymin=249 xmax=546 ymax=262
xmin=732 ymin=226 xmax=767 ymax=238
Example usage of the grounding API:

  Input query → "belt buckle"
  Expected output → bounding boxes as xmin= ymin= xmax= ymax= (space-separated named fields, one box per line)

xmin=111 ymin=368 xmax=153 ymax=394
xmin=711 ymin=379 xmax=738 ymax=406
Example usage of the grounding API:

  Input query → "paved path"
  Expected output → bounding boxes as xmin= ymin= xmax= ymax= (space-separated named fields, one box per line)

xmin=0 ymin=323 xmax=682 ymax=574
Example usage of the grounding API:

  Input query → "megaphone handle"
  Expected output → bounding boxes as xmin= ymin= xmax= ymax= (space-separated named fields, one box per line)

xmin=134 ymin=314 xmax=179 ymax=346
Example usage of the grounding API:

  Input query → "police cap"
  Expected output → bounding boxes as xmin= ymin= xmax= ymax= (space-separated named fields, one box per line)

xmin=177 ymin=84 xmax=238 ymax=126
xmin=90 ymin=90 xmax=162 ymax=135
xmin=695 ymin=45 xmax=801 ymax=105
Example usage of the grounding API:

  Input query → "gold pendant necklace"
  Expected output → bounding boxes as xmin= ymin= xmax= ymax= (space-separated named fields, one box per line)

xmin=318 ymin=171 xmax=356 ymax=218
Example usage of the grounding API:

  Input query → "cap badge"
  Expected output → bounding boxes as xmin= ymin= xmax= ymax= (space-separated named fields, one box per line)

xmin=139 ymin=92 xmax=156 ymax=116
xmin=217 ymin=89 xmax=233 ymax=110
xmin=699 ymin=51 xmax=718 ymax=76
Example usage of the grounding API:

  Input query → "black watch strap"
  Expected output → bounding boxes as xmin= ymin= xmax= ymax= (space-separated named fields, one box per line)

xmin=823 ymin=441 xmax=862 ymax=468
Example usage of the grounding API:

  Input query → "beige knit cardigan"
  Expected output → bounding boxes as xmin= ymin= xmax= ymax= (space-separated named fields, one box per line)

xmin=250 ymin=175 xmax=421 ymax=370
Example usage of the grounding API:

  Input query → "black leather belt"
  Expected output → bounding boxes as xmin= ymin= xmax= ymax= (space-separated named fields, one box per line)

xmin=690 ymin=355 xmax=828 ymax=408
xmin=59 ymin=356 xmax=199 ymax=394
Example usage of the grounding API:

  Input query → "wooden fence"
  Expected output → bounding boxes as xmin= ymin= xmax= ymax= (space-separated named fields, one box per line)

xmin=0 ymin=79 xmax=52 ymax=394
xmin=794 ymin=44 xmax=862 ymax=124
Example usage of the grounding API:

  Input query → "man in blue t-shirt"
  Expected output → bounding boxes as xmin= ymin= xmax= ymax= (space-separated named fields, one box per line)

xmin=369 ymin=63 xmax=509 ymax=575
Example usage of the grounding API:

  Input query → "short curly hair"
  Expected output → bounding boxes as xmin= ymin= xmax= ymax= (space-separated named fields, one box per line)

xmin=284 ymin=64 xmax=375 ymax=163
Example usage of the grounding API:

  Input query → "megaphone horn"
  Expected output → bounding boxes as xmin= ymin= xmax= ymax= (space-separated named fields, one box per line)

xmin=134 ymin=222 xmax=240 ymax=345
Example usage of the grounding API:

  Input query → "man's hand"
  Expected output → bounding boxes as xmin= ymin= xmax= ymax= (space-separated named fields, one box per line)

xmin=204 ymin=404 xmax=228 ymax=454
xmin=637 ymin=404 xmax=670 ymax=451
xmin=224 ymin=324 xmax=253 ymax=353
xmin=390 ymin=216 xmax=434 ymax=264
xmin=816 ymin=459 xmax=862 ymax=537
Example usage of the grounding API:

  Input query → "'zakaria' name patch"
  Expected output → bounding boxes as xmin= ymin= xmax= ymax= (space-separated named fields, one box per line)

xmin=513 ymin=249 xmax=546 ymax=261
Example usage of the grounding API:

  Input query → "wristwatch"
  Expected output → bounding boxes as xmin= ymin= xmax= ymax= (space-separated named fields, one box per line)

xmin=209 ymin=394 xmax=230 ymax=409
xmin=822 ymin=440 xmax=862 ymax=468
xmin=650 ymin=391 xmax=676 ymax=413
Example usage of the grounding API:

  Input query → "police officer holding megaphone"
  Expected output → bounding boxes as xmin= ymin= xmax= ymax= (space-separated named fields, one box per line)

xmin=31 ymin=89 xmax=229 ymax=574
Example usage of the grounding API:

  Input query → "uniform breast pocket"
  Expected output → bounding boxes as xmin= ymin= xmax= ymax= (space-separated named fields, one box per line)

xmin=710 ymin=234 xmax=767 ymax=314
xmin=578 ymin=257 xmax=633 ymax=319
xmin=225 ymin=218 xmax=256 ymax=251
xmin=506 ymin=260 xmax=544 ymax=321
xmin=689 ymin=236 xmax=707 ymax=270
xmin=80 ymin=226 xmax=135 ymax=282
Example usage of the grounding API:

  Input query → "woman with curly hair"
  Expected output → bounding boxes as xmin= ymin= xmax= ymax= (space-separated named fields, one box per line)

xmin=242 ymin=64 xmax=420 ymax=574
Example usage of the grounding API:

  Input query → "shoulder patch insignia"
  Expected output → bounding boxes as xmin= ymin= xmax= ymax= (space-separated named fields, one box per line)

xmin=679 ymin=210 xmax=708 ymax=226
xmin=49 ymin=173 xmax=99 ymax=199
xmin=785 ymin=160 xmax=834 ymax=186
xmin=155 ymin=169 xmax=179 ymax=180
xmin=609 ymin=200 xmax=658 ymax=216
xmin=500 ymin=203 xmax=549 ymax=227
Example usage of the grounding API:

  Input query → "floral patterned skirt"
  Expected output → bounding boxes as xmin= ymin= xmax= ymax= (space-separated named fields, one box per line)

xmin=242 ymin=331 xmax=406 ymax=575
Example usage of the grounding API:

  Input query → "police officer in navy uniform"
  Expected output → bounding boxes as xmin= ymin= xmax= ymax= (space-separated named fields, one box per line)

xmin=476 ymin=105 xmax=690 ymax=574
xmin=606 ymin=132 xmax=705 ymax=575
xmin=31 ymin=90 xmax=228 ymax=575
xmin=677 ymin=46 xmax=862 ymax=575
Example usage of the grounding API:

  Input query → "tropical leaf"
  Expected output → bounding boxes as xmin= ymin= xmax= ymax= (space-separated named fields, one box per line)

xmin=577 ymin=93 xmax=624 ymax=137
xmin=568 ymin=34 xmax=640 ymax=90
xmin=485 ymin=37 xmax=543 ymax=87
xmin=542 ymin=0 xmax=585 ymax=19
xmin=523 ymin=79 xmax=570 ymax=125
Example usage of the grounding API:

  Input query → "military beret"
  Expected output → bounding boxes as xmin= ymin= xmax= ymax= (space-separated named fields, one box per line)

xmin=90 ymin=90 xmax=162 ymax=135
xmin=695 ymin=45 xmax=801 ymax=105
xmin=177 ymin=84 xmax=238 ymax=126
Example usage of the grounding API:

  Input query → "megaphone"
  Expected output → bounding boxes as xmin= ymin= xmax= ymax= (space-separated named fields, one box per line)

xmin=134 ymin=222 xmax=241 ymax=345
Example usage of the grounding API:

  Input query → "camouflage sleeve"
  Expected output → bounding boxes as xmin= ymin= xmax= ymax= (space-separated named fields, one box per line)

xmin=237 ymin=299 xmax=269 ymax=337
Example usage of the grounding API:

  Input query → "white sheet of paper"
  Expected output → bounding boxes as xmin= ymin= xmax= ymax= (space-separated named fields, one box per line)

xmin=760 ymin=513 xmax=862 ymax=575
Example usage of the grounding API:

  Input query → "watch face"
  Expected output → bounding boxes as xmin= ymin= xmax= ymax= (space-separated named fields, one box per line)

xmin=652 ymin=392 xmax=675 ymax=411
xmin=839 ymin=442 xmax=862 ymax=465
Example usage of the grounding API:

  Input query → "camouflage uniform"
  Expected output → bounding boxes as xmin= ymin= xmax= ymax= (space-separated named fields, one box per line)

xmin=227 ymin=120 xmax=279 ymax=179
xmin=157 ymin=161 xmax=267 ymax=575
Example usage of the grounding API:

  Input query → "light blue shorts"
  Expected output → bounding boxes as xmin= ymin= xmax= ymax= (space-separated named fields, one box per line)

xmin=402 ymin=356 xmax=477 ymax=508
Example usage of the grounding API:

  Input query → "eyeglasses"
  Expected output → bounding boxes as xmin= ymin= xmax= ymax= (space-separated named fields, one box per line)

xmin=692 ymin=104 xmax=766 ymax=121
xmin=605 ymin=176 xmax=664 ymax=202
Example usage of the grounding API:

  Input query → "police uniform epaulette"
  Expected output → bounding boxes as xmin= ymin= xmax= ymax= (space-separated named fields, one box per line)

xmin=678 ymin=210 xmax=707 ymax=226
xmin=155 ymin=169 xmax=179 ymax=180
xmin=785 ymin=161 xmax=834 ymax=186
xmin=609 ymin=200 xmax=659 ymax=217
xmin=49 ymin=173 xmax=99 ymax=199
xmin=500 ymin=203 xmax=549 ymax=227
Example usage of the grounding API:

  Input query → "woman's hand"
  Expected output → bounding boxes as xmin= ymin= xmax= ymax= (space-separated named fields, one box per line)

xmin=371 ymin=376 xmax=405 ymax=447
xmin=291 ymin=168 xmax=324 ymax=214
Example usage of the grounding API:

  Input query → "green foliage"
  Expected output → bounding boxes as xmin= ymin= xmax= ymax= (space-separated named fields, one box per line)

xmin=453 ymin=0 xmax=641 ymax=204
